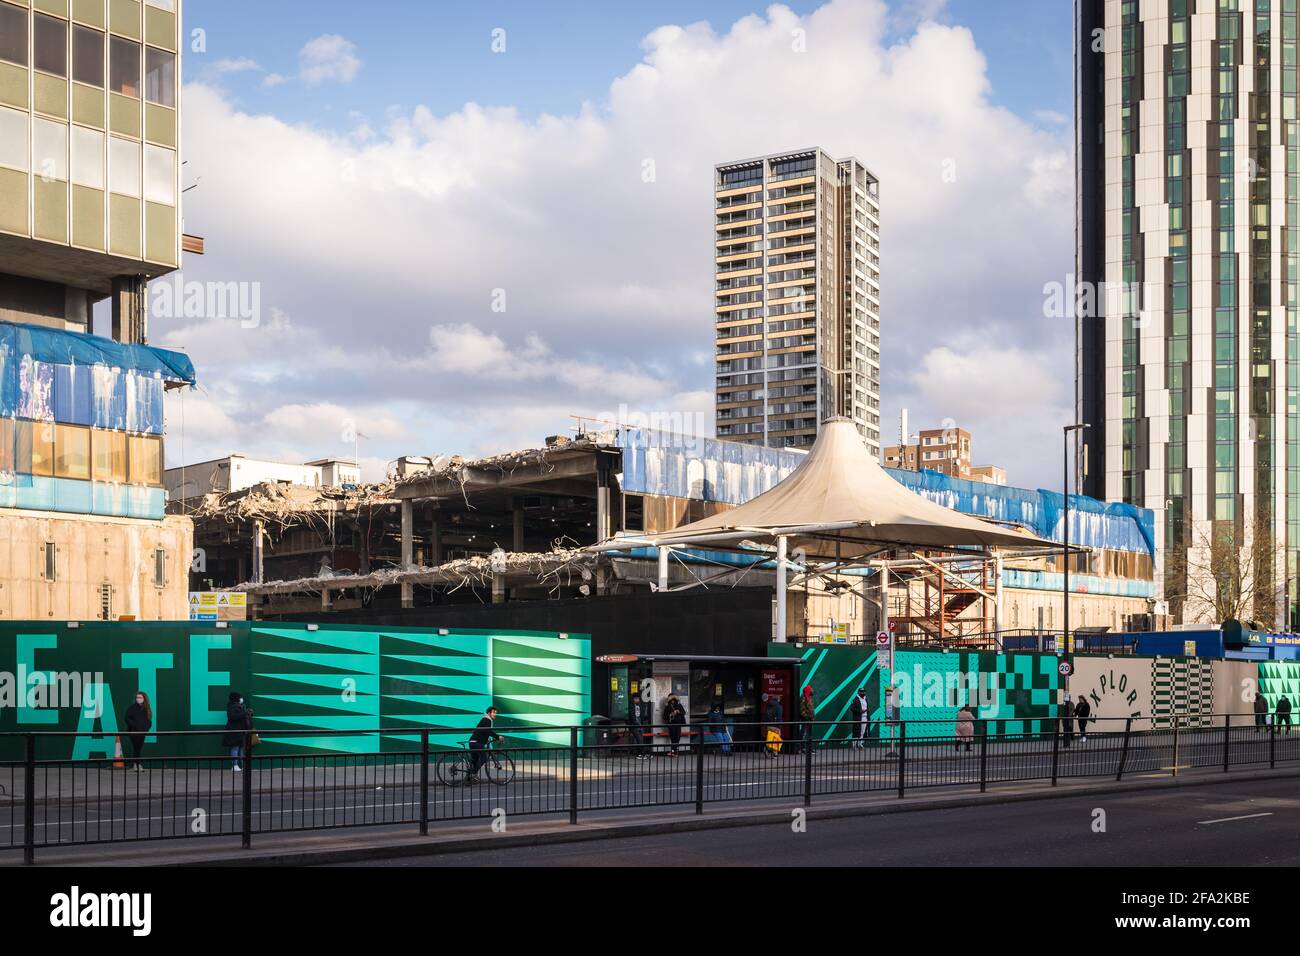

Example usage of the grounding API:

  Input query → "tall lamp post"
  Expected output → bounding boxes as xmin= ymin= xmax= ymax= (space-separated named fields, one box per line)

xmin=1063 ymin=423 xmax=1091 ymax=655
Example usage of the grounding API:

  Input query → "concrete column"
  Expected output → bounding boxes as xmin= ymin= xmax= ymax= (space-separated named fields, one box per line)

xmin=657 ymin=546 xmax=669 ymax=592
xmin=401 ymin=500 xmax=414 ymax=608
xmin=251 ymin=519 xmax=264 ymax=586
xmin=321 ymin=587 xmax=332 ymax=612
xmin=429 ymin=516 xmax=443 ymax=566
xmin=775 ymin=536 xmax=788 ymax=643
xmin=512 ymin=499 xmax=525 ymax=552
xmin=110 ymin=276 xmax=148 ymax=344
xmin=492 ymin=574 xmax=506 ymax=604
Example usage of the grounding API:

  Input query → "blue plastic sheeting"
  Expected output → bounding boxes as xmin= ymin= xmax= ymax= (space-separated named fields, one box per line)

xmin=0 ymin=322 xmax=191 ymax=435
xmin=888 ymin=471 xmax=1155 ymax=558
xmin=1001 ymin=568 xmax=1156 ymax=599
xmin=0 ymin=476 xmax=164 ymax=519
xmin=619 ymin=428 xmax=803 ymax=507
xmin=617 ymin=428 xmax=1156 ymax=557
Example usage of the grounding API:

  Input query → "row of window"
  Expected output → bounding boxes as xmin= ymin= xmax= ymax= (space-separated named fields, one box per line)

xmin=0 ymin=107 xmax=174 ymax=202
xmin=0 ymin=420 xmax=162 ymax=486
xmin=0 ymin=5 xmax=175 ymax=107
xmin=42 ymin=544 xmax=170 ymax=591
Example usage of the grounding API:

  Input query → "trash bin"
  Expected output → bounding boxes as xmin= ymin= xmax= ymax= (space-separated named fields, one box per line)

xmin=582 ymin=715 xmax=613 ymax=757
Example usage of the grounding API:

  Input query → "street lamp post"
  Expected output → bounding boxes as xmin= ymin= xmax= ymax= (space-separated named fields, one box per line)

xmin=1063 ymin=423 xmax=1091 ymax=655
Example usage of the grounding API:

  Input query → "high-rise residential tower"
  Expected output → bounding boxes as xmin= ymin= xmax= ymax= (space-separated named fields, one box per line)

xmin=1077 ymin=0 xmax=1298 ymax=627
xmin=714 ymin=148 xmax=882 ymax=452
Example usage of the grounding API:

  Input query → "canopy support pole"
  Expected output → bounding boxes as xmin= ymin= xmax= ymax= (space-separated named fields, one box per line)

xmin=657 ymin=546 xmax=669 ymax=593
xmin=775 ymin=535 xmax=788 ymax=643
xmin=993 ymin=552 xmax=1004 ymax=640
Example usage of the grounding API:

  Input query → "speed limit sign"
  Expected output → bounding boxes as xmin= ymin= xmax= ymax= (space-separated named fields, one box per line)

xmin=1058 ymin=660 xmax=1074 ymax=677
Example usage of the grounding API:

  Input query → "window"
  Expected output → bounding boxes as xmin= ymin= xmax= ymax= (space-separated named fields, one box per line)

xmin=33 ymin=14 xmax=67 ymax=77
xmin=143 ymin=143 xmax=173 ymax=203
xmin=73 ymin=25 xmax=104 ymax=88
xmin=91 ymin=429 xmax=127 ymax=482
xmin=99 ymin=583 xmax=113 ymax=621
xmin=108 ymin=135 xmax=140 ymax=197
xmin=153 ymin=548 xmax=166 ymax=587
xmin=43 ymin=542 xmax=57 ymax=583
xmin=128 ymin=435 xmax=161 ymax=486
xmin=14 ymin=421 xmax=54 ymax=475
xmin=0 ymin=2 xmax=26 ymax=67
xmin=144 ymin=0 xmax=176 ymax=9
xmin=54 ymin=424 xmax=90 ymax=480
xmin=32 ymin=118 xmax=68 ymax=181
xmin=71 ymin=125 xmax=104 ymax=189
xmin=144 ymin=47 xmax=174 ymax=107
xmin=109 ymin=36 xmax=140 ymax=97
xmin=0 ymin=105 xmax=26 ymax=171
xmin=0 ymin=418 xmax=12 ymax=474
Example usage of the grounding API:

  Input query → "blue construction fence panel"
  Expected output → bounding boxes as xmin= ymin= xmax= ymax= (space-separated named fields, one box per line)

xmin=617 ymin=428 xmax=1156 ymax=557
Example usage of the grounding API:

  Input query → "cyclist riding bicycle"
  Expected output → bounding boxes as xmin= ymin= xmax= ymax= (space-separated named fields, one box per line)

xmin=466 ymin=705 xmax=503 ymax=784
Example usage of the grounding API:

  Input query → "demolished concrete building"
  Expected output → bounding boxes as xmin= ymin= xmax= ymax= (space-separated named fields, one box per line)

xmin=175 ymin=426 xmax=1161 ymax=645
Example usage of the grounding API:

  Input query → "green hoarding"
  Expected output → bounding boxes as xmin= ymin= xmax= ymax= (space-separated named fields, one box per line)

xmin=0 ymin=622 xmax=591 ymax=760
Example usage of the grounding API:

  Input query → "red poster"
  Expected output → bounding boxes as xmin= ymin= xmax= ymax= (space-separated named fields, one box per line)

xmin=760 ymin=668 xmax=792 ymax=725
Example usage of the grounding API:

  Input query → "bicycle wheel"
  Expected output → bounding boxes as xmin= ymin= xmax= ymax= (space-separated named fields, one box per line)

xmin=436 ymin=752 xmax=472 ymax=787
xmin=485 ymin=751 xmax=516 ymax=786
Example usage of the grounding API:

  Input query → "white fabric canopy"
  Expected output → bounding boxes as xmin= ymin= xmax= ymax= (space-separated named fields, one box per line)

xmin=600 ymin=419 xmax=1058 ymax=558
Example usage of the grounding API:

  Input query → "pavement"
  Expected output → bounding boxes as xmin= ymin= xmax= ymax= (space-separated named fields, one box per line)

xmin=3 ymin=759 xmax=1297 ymax=867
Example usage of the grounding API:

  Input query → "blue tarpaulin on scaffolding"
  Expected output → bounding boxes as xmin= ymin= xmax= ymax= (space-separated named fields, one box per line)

xmin=0 ymin=321 xmax=195 ymax=434
xmin=617 ymin=428 xmax=1155 ymax=558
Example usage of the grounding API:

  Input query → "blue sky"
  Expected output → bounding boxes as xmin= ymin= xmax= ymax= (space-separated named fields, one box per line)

xmin=185 ymin=0 xmax=1071 ymax=129
xmin=165 ymin=0 xmax=1077 ymax=488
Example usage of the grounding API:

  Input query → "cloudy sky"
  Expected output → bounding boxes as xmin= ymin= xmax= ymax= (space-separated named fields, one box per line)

xmin=149 ymin=0 xmax=1075 ymax=488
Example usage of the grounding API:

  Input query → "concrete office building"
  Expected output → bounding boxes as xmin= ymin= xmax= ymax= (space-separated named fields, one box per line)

xmin=0 ymin=0 xmax=195 ymax=620
xmin=1077 ymin=0 xmax=1300 ymax=627
xmin=714 ymin=148 xmax=882 ymax=452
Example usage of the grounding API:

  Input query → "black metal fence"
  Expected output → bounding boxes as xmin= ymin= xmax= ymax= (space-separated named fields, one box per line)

xmin=2 ymin=712 xmax=1296 ymax=862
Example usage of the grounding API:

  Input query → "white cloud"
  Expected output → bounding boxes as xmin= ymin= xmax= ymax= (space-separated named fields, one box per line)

xmin=298 ymin=34 xmax=362 ymax=86
xmin=211 ymin=57 xmax=263 ymax=74
xmin=175 ymin=0 xmax=1071 ymax=485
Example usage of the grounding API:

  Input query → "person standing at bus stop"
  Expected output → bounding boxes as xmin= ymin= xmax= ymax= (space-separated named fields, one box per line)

xmin=1254 ymin=690 xmax=1269 ymax=733
xmin=799 ymin=685 xmax=816 ymax=754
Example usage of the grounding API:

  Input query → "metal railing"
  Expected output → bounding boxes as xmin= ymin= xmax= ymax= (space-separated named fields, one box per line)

xmin=1 ymin=712 xmax=1295 ymax=862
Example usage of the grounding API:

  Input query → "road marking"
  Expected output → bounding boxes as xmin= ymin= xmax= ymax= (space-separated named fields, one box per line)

xmin=1197 ymin=812 xmax=1273 ymax=825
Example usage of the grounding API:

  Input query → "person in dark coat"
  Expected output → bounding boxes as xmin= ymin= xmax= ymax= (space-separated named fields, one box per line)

xmin=663 ymin=695 xmax=686 ymax=756
xmin=222 ymin=692 xmax=252 ymax=771
xmin=1254 ymin=691 xmax=1269 ymax=733
xmin=123 ymin=691 xmax=152 ymax=772
xmin=1278 ymin=696 xmax=1292 ymax=736
xmin=850 ymin=687 xmax=870 ymax=749
xmin=466 ymin=705 xmax=503 ymax=783
xmin=1060 ymin=695 xmax=1075 ymax=748
xmin=1074 ymin=696 xmax=1092 ymax=742
xmin=799 ymin=686 xmax=816 ymax=754
xmin=627 ymin=692 xmax=648 ymax=760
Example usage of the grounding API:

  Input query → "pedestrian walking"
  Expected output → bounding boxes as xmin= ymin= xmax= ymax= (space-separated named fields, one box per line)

xmin=1254 ymin=691 xmax=1269 ymax=733
xmin=222 ymin=692 xmax=252 ymax=771
xmin=1060 ymin=694 xmax=1075 ymax=748
xmin=1278 ymin=695 xmax=1292 ymax=736
xmin=850 ymin=687 xmax=869 ymax=749
xmin=663 ymin=695 xmax=686 ymax=756
xmin=627 ymin=691 xmax=648 ymax=760
xmin=954 ymin=704 xmax=974 ymax=753
xmin=762 ymin=693 xmax=784 ymax=759
xmin=799 ymin=685 xmax=816 ymax=754
xmin=123 ymin=691 xmax=152 ymax=772
xmin=707 ymin=701 xmax=732 ymax=755
xmin=1075 ymin=695 xmax=1092 ymax=742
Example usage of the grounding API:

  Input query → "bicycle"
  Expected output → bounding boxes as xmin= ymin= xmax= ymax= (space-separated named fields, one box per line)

xmin=435 ymin=739 xmax=516 ymax=787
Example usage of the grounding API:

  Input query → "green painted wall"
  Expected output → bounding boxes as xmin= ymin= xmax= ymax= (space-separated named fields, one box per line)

xmin=0 ymin=622 xmax=591 ymax=760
